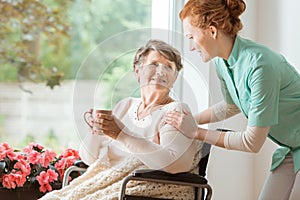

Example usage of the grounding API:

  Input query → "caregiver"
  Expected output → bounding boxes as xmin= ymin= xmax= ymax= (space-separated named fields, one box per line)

xmin=164 ymin=0 xmax=300 ymax=199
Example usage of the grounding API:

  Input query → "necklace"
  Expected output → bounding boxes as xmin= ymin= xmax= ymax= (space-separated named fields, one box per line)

xmin=136 ymin=97 xmax=173 ymax=120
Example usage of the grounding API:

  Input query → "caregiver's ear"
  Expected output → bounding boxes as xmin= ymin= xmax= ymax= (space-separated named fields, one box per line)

xmin=209 ymin=25 xmax=218 ymax=39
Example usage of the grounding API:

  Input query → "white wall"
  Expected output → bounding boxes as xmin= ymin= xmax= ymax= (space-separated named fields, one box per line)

xmin=253 ymin=0 xmax=300 ymax=198
xmin=257 ymin=0 xmax=300 ymax=72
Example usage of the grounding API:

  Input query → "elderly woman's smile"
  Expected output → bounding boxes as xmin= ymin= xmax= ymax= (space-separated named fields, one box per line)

xmin=138 ymin=51 xmax=177 ymax=90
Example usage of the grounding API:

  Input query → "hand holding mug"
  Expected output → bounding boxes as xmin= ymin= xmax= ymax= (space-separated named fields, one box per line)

xmin=84 ymin=109 xmax=112 ymax=131
xmin=84 ymin=108 xmax=124 ymax=139
xmin=94 ymin=111 xmax=124 ymax=139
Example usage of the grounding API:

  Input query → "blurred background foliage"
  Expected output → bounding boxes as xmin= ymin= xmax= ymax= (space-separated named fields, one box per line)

xmin=0 ymin=0 xmax=71 ymax=89
xmin=0 ymin=0 xmax=152 ymax=88
xmin=0 ymin=0 xmax=152 ymax=150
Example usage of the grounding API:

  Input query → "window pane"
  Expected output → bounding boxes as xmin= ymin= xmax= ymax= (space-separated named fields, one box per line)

xmin=0 ymin=0 xmax=161 ymax=151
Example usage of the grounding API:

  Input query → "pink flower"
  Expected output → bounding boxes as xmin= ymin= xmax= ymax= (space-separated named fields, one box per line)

xmin=54 ymin=159 xmax=67 ymax=179
xmin=55 ymin=148 xmax=81 ymax=179
xmin=39 ymin=182 xmax=53 ymax=193
xmin=47 ymin=169 xmax=58 ymax=182
xmin=36 ymin=170 xmax=57 ymax=185
xmin=0 ymin=143 xmax=17 ymax=160
xmin=12 ymin=171 xmax=27 ymax=187
xmin=27 ymin=150 xmax=41 ymax=164
xmin=23 ymin=143 xmax=45 ymax=164
xmin=2 ymin=172 xmax=26 ymax=188
xmin=60 ymin=148 xmax=80 ymax=159
xmin=2 ymin=174 xmax=17 ymax=189
xmin=14 ymin=159 xmax=31 ymax=175
xmin=36 ymin=169 xmax=58 ymax=193
xmin=0 ymin=142 xmax=81 ymax=193
xmin=54 ymin=157 xmax=76 ymax=180
xmin=40 ymin=150 xmax=56 ymax=168
xmin=23 ymin=143 xmax=44 ymax=154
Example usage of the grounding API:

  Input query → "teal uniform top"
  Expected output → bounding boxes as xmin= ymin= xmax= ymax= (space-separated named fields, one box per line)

xmin=214 ymin=36 xmax=300 ymax=172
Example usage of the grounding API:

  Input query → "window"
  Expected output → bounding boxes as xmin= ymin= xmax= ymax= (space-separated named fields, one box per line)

xmin=0 ymin=0 xmax=209 ymax=151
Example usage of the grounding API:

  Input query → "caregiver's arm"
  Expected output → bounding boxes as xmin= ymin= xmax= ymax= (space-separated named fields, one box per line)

xmin=195 ymin=101 xmax=241 ymax=124
xmin=165 ymin=101 xmax=269 ymax=153
xmin=196 ymin=126 xmax=270 ymax=153
xmin=165 ymin=100 xmax=241 ymax=139
xmin=200 ymin=93 xmax=270 ymax=152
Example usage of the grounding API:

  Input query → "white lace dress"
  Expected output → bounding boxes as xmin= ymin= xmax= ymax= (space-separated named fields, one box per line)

xmin=40 ymin=97 xmax=203 ymax=200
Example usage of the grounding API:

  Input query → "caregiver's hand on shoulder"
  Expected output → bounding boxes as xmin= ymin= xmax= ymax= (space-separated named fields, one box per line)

xmin=164 ymin=110 xmax=198 ymax=138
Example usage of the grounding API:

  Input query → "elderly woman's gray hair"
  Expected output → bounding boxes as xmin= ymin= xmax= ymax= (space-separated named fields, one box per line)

xmin=133 ymin=39 xmax=183 ymax=72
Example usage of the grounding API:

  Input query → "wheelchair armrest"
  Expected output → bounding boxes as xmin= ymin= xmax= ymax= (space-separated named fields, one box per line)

xmin=120 ymin=169 xmax=212 ymax=200
xmin=74 ymin=160 xmax=89 ymax=169
xmin=132 ymin=169 xmax=208 ymax=184
xmin=216 ymin=128 xmax=233 ymax=132
xmin=62 ymin=160 xmax=89 ymax=187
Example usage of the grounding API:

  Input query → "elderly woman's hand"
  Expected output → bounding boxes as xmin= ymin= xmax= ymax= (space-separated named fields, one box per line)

xmin=93 ymin=113 xmax=124 ymax=139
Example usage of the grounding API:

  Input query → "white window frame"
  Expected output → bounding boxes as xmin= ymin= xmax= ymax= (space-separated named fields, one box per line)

xmin=152 ymin=0 xmax=209 ymax=114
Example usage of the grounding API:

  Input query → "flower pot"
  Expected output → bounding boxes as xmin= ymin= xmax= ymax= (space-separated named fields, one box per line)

xmin=0 ymin=182 xmax=62 ymax=200
xmin=0 ymin=143 xmax=78 ymax=199
xmin=0 ymin=184 xmax=44 ymax=200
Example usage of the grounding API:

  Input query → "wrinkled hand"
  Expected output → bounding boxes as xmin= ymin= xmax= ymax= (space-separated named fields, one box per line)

xmin=164 ymin=110 xmax=198 ymax=138
xmin=92 ymin=113 xmax=125 ymax=139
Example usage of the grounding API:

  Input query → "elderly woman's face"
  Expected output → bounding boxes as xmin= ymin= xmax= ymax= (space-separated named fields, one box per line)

xmin=136 ymin=50 xmax=178 ymax=91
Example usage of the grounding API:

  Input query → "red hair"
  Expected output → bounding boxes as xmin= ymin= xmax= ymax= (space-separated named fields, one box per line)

xmin=179 ymin=0 xmax=246 ymax=37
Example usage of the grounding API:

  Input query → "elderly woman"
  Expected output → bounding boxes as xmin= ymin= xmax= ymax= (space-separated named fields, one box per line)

xmin=40 ymin=39 xmax=202 ymax=200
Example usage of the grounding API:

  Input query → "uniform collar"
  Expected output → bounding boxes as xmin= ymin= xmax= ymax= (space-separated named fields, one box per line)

xmin=225 ymin=35 xmax=241 ymax=68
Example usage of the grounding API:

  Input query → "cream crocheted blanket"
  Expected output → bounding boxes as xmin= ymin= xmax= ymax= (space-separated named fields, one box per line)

xmin=40 ymin=146 xmax=201 ymax=200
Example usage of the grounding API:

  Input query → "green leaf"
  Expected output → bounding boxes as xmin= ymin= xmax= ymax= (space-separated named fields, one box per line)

xmin=46 ymin=73 xmax=63 ymax=89
xmin=0 ymin=161 xmax=6 ymax=175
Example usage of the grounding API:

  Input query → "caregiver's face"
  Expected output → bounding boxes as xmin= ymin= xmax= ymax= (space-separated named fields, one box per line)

xmin=183 ymin=17 xmax=216 ymax=62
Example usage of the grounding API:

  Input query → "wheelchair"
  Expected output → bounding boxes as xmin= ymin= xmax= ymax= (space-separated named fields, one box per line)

xmin=63 ymin=143 xmax=211 ymax=200
xmin=62 ymin=129 xmax=232 ymax=199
